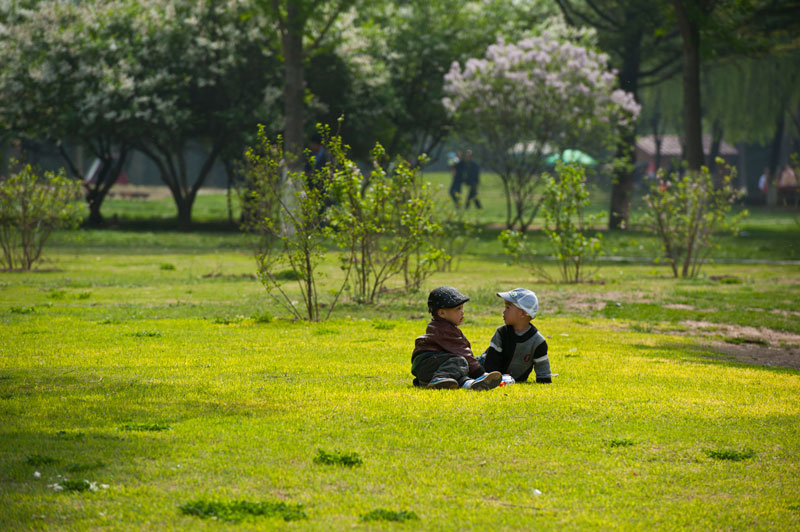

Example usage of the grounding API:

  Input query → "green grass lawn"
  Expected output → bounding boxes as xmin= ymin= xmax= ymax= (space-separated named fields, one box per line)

xmin=2 ymin=220 xmax=800 ymax=530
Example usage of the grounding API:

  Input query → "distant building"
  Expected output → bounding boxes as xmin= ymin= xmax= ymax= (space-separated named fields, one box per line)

xmin=635 ymin=134 xmax=738 ymax=174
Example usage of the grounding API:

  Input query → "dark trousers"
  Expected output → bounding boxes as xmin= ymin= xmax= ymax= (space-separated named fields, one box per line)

xmin=465 ymin=183 xmax=481 ymax=209
xmin=411 ymin=352 xmax=470 ymax=387
xmin=449 ymin=179 xmax=463 ymax=206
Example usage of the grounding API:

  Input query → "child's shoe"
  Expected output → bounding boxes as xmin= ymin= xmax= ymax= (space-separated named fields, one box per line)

xmin=470 ymin=371 xmax=502 ymax=391
xmin=427 ymin=377 xmax=459 ymax=389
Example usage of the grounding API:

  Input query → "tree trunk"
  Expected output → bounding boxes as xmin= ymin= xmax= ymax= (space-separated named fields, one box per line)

xmin=767 ymin=111 xmax=785 ymax=180
xmin=672 ymin=0 xmax=704 ymax=171
xmin=282 ymin=2 xmax=306 ymax=172
xmin=176 ymin=193 xmax=196 ymax=231
xmin=609 ymin=129 xmax=636 ymax=230
xmin=86 ymin=189 xmax=105 ymax=226
xmin=608 ymin=26 xmax=642 ymax=230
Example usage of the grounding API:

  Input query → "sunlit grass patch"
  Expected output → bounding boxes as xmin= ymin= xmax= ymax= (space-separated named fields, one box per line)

xmin=178 ymin=499 xmax=307 ymax=523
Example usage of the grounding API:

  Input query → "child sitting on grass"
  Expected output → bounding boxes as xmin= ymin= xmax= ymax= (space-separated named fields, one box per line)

xmin=411 ymin=286 xmax=502 ymax=390
xmin=479 ymin=288 xmax=554 ymax=383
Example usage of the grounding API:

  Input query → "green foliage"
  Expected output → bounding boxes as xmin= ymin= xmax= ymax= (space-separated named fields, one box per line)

xmin=326 ymin=133 xmax=445 ymax=302
xmin=65 ymin=461 xmax=105 ymax=473
xmin=131 ymin=330 xmax=162 ymax=338
xmin=179 ymin=499 xmax=307 ymax=523
xmin=251 ymin=311 xmax=274 ymax=323
xmin=361 ymin=509 xmax=419 ymax=522
xmin=500 ymin=163 xmax=602 ymax=283
xmin=313 ymin=448 xmax=363 ymax=467
xmin=706 ymin=448 xmax=755 ymax=461
xmin=120 ymin=423 xmax=171 ymax=432
xmin=160 ymin=263 xmax=176 ymax=271
xmin=643 ymin=161 xmax=747 ymax=278
xmin=25 ymin=454 xmax=59 ymax=466
xmin=240 ymin=124 xmax=346 ymax=321
xmin=0 ymin=163 xmax=83 ymax=270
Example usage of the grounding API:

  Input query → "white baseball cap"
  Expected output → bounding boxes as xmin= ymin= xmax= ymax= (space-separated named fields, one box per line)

xmin=497 ymin=288 xmax=538 ymax=318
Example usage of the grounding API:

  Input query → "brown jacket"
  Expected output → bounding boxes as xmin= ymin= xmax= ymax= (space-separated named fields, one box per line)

xmin=412 ymin=317 xmax=483 ymax=377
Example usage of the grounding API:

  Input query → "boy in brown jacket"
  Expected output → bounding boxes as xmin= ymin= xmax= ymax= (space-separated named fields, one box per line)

xmin=411 ymin=286 xmax=502 ymax=390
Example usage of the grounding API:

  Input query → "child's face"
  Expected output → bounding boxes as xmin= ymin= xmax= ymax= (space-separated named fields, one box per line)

xmin=437 ymin=304 xmax=464 ymax=326
xmin=502 ymin=301 xmax=529 ymax=327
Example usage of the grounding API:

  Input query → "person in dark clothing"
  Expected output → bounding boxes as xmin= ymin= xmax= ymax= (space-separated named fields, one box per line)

xmin=479 ymin=288 xmax=554 ymax=383
xmin=448 ymin=151 xmax=465 ymax=207
xmin=305 ymin=132 xmax=333 ymax=215
xmin=463 ymin=150 xmax=482 ymax=209
xmin=411 ymin=286 xmax=502 ymax=390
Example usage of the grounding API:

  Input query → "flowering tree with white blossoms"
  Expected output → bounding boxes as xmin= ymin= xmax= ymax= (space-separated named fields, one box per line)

xmin=443 ymin=29 xmax=640 ymax=231
xmin=0 ymin=0 xmax=280 ymax=228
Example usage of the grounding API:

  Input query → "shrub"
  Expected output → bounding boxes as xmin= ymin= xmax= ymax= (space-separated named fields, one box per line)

xmin=642 ymin=161 xmax=747 ymax=278
xmin=240 ymin=124 xmax=347 ymax=321
xmin=326 ymin=136 xmax=444 ymax=302
xmin=0 ymin=163 xmax=83 ymax=270
xmin=500 ymin=162 xmax=602 ymax=283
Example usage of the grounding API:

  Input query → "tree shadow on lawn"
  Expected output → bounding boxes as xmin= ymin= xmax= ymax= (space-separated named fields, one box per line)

xmin=631 ymin=342 xmax=800 ymax=373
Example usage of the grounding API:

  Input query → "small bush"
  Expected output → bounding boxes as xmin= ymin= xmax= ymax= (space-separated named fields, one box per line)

xmin=77 ymin=291 xmax=91 ymax=299
xmin=361 ymin=509 xmax=419 ymax=522
xmin=9 ymin=306 xmax=35 ymax=314
xmin=160 ymin=263 xmax=176 ymax=270
xmin=47 ymin=289 xmax=67 ymax=299
xmin=372 ymin=319 xmax=395 ymax=330
xmin=642 ymin=161 xmax=746 ymax=278
xmin=0 ymin=163 xmax=84 ymax=270
xmin=251 ymin=311 xmax=274 ymax=323
xmin=706 ymin=448 xmax=755 ymax=461
xmin=179 ymin=499 xmax=307 ymax=523
xmin=313 ymin=448 xmax=363 ymax=467
xmin=500 ymin=163 xmax=602 ymax=283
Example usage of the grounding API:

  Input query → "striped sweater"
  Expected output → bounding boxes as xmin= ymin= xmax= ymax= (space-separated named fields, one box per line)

xmin=481 ymin=324 xmax=551 ymax=383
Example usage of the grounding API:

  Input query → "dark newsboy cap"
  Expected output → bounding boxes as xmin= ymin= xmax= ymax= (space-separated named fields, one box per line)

xmin=428 ymin=286 xmax=470 ymax=312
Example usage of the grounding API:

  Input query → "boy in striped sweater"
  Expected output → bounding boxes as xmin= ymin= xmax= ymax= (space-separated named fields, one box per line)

xmin=479 ymin=288 xmax=554 ymax=384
